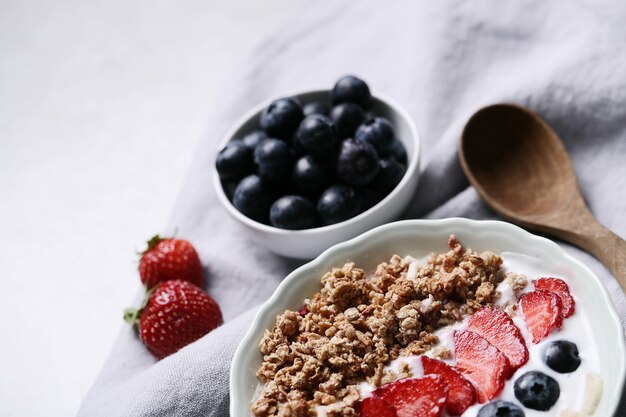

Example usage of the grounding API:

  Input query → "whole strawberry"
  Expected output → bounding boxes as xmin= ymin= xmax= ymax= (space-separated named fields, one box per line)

xmin=139 ymin=235 xmax=204 ymax=289
xmin=124 ymin=280 xmax=223 ymax=359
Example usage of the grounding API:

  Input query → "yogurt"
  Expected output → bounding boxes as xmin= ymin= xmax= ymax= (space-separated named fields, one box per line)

xmin=352 ymin=252 xmax=601 ymax=417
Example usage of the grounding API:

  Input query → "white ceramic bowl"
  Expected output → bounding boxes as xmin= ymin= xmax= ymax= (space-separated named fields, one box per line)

xmin=212 ymin=89 xmax=420 ymax=259
xmin=230 ymin=218 xmax=626 ymax=417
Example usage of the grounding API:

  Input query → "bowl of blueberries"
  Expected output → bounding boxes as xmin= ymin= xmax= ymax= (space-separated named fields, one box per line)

xmin=213 ymin=75 xmax=420 ymax=259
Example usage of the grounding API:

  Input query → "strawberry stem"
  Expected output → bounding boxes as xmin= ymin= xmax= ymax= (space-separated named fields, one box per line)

xmin=145 ymin=234 xmax=162 ymax=251
xmin=123 ymin=308 xmax=140 ymax=327
xmin=137 ymin=234 xmax=163 ymax=256
xmin=123 ymin=287 xmax=155 ymax=327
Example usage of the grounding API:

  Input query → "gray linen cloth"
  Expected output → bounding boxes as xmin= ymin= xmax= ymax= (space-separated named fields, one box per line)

xmin=78 ymin=1 xmax=626 ymax=415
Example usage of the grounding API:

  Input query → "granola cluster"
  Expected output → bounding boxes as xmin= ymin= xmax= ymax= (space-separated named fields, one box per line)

xmin=251 ymin=236 xmax=507 ymax=417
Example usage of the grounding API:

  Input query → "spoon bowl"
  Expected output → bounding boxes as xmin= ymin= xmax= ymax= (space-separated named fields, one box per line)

xmin=459 ymin=103 xmax=626 ymax=291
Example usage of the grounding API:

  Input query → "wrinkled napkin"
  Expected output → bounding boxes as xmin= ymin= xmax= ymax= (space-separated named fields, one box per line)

xmin=78 ymin=1 xmax=626 ymax=415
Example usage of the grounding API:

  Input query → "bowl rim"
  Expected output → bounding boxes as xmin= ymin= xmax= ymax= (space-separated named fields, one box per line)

xmin=211 ymin=87 xmax=421 ymax=236
xmin=229 ymin=217 xmax=626 ymax=417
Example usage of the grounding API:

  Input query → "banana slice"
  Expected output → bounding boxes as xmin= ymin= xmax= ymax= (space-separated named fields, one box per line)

xmin=560 ymin=373 xmax=603 ymax=417
xmin=581 ymin=373 xmax=603 ymax=416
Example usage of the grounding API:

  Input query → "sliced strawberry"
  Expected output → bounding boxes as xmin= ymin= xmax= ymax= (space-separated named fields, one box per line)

xmin=453 ymin=330 xmax=509 ymax=403
xmin=467 ymin=306 xmax=529 ymax=374
xmin=520 ymin=290 xmax=563 ymax=343
xmin=355 ymin=396 xmax=397 ymax=417
xmin=422 ymin=356 xmax=476 ymax=415
xmin=374 ymin=375 xmax=448 ymax=417
xmin=534 ymin=277 xmax=575 ymax=317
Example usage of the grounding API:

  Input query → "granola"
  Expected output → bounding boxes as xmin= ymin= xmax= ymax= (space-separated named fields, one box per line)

xmin=251 ymin=236 xmax=507 ymax=417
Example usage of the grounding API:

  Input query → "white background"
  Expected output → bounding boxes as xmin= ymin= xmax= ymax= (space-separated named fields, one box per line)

xmin=0 ymin=1 xmax=305 ymax=415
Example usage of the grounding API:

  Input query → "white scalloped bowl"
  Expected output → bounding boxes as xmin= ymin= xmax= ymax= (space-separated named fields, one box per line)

xmin=212 ymin=88 xmax=420 ymax=260
xmin=230 ymin=218 xmax=625 ymax=416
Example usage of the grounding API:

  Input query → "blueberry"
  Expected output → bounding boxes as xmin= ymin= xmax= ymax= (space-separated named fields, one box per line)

xmin=359 ymin=187 xmax=383 ymax=211
xmin=317 ymin=185 xmax=362 ymax=225
xmin=330 ymin=103 xmax=365 ymax=138
xmin=336 ymin=138 xmax=380 ymax=187
xmin=259 ymin=97 xmax=304 ymax=140
xmin=254 ymin=138 xmax=295 ymax=184
xmin=303 ymin=101 xmax=330 ymax=117
xmin=222 ymin=180 xmax=238 ymax=200
xmin=371 ymin=158 xmax=406 ymax=194
xmin=514 ymin=371 xmax=560 ymax=411
xmin=269 ymin=195 xmax=318 ymax=230
xmin=215 ymin=140 xmax=254 ymax=181
xmin=543 ymin=340 xmax=581 ymax=373
xmin=355 ymin=117 xmax=395 ymax=154
xmin=292 ymin=155 xmax=332 ymax=198
xmin=233 ymin=175 xmax=271 ymax=223
xmin=294 ymin=115 xmax=339 ymax=158
xmin=383 ymin=138 xmax=408 ymax=165
xmin=242 ymin=130 xmax=267 ymax=150
xmin=331 ymin=75 xmax=372 ymax=109
xmin=477 ymin=401 xmax=525 ymax=417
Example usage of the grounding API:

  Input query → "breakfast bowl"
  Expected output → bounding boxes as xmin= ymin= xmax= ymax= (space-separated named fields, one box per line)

xmin=230 ymin=218 xmax=625 ymax=417
xmin=212 ymin=86 xmax=420 ymax=259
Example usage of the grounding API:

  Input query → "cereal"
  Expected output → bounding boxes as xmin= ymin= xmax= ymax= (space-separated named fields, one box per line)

xmin=251 ymin=235 xmax=505 ymax=417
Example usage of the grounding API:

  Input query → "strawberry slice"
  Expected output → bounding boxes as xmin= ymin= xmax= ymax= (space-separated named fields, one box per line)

xmin=374 ymin=375 xmax=448 ymax=417
xmin=453 ymin=330 xmax=510 ymax=403
xmin=534 ymin=277 xmax=575 ymax=317
xmin=355 ymin=396 xmax=397 ymax=417
xmin=467 ymin=306 xmax=529 ymax=374
xmin=422 ymin=356 xmax=476 ymax=415
xmin=520 ymin=290 xmax=563 ymax=343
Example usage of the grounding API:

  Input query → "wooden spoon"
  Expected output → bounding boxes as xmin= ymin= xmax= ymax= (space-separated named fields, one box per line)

xmin=458 ymin=103 xmax=626 ymax=292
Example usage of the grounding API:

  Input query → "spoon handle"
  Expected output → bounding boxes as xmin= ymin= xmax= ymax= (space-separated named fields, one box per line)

xmin=573 ymin=220 xmax=626 ymax=292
